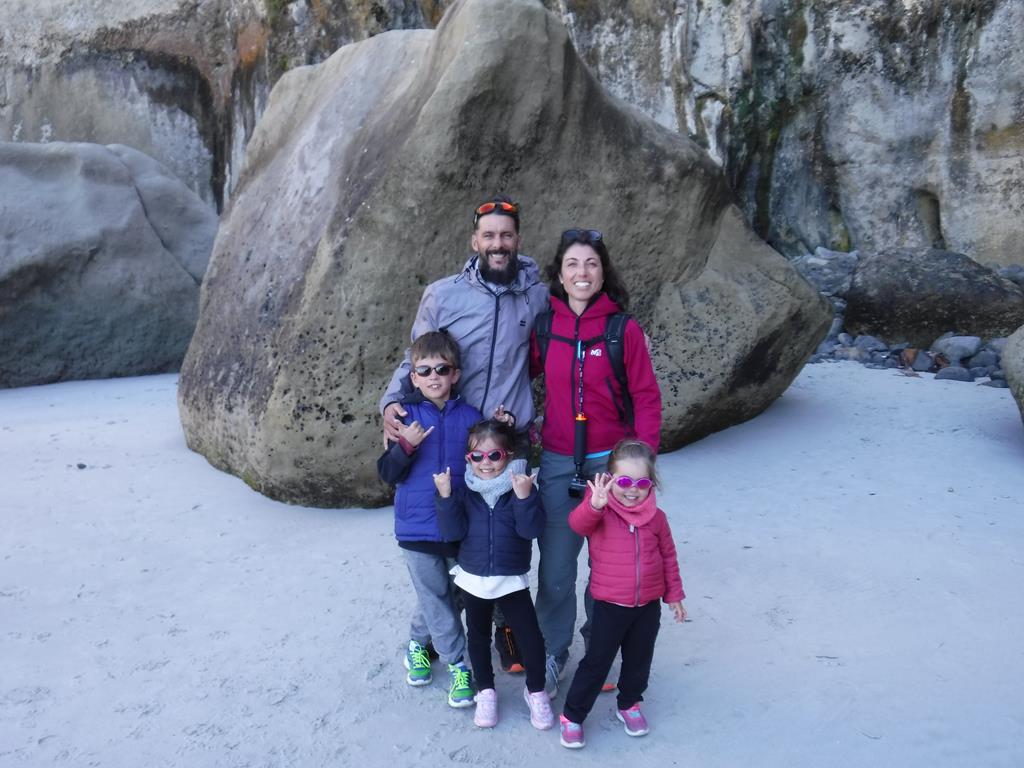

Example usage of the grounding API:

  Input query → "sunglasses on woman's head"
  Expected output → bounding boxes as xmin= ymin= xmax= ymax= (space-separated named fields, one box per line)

xmin=466 ymin=448 xmax=510 ymax=463
xmin=413 ymin=364 xmax=454 ymax=376
xmin=561 ymin=228 xmax=603 ymax=245
xmin=613 ymin=475 xmax=652 ymax=489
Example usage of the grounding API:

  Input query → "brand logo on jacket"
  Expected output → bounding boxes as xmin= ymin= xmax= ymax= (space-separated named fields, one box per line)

xmin=590 ymin=348 xmax=603 ymax=357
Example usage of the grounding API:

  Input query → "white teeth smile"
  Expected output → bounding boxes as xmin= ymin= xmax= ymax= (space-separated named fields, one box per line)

xmin=573 ymin=281 xmax=591 ymax=288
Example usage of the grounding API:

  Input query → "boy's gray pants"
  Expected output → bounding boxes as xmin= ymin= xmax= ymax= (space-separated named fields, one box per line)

xmin=402 ymin=549 xmax=467 ymax=665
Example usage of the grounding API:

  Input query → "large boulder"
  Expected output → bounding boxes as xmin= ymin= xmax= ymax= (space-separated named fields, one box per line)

xmin=843 ymin=247 xmax=1024 ymax=347
xmin=177 ymin=0 xmax=831 ymax=508
xmin=1004 ymin=325 xmax=1024 ymax=427
xmin=0 ymin=141 xmax=217 ymax=388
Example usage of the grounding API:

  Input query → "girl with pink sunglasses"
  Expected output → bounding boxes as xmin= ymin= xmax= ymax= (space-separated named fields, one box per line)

xmin=556 ymin=439 xmax=686 ymax=749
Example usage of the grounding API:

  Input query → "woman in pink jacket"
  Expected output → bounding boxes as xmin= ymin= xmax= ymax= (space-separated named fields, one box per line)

xmin=557 ymin=439 xmax=686 ymax=749
xmin=530 ymin=228 xmax=662 ymax=696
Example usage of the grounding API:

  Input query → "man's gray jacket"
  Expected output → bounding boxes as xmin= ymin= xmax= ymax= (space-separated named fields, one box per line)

xmin=380 ymin=254 xmax=549 ymax=427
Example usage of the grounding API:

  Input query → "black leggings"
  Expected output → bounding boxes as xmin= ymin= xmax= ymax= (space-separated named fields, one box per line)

xmin=463 ymin=588 xmax=546 ymax=692
xmin=563 ymin=599 xmax=661 ymax=723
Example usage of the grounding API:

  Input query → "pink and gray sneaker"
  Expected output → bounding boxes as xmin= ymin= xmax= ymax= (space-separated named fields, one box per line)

xmin=559 ymin=715 xmax=585 ymax=748
xmin=616 ymin=704 xmax=649 ymax=736
xmin=522 ymin=686 xmax=554 ymax=730
xmin=474 ymin=688 xmax=498 ymax=728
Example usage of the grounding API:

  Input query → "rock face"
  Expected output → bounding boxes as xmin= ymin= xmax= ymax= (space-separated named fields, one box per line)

xmin=178 ymin=0 xmax=830 ymax=508
xmin=5 ymin=1 xmax=1020 ymax=268
xmin=0 ymin=0 xmax=439 ymax=207
xmin=0 ymin=141 xmax=217 ymax=388
xmin=545 ymin=0 xmax=1024 ymax=268
xmin=843 ymin=247 xmax=1024 ymax=348
xmin=1004 ymin=325 xmax=1024 ymax=427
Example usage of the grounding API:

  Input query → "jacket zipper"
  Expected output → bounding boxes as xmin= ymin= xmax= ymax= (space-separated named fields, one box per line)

xmin=570 ymin=313 xmax=581 ymax=420
xmin=631 ymin=522 xmax=640 ymax=606
xmin=480 ymin=290 xmax=501 ymax=413
xmin=488 ymin=503 xmax=495 ymax=575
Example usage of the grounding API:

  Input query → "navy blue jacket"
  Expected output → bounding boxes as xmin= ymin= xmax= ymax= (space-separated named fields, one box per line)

xmin=435 ymin=486 xmax=545 ymax=576
xmin=377 ymin=394 xmax=482 ymax=542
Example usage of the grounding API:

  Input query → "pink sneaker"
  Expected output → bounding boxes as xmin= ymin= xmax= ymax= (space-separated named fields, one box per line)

xmin=559 ymin=715 xmax=585 ymax=748
xmin=522 ymin=686 xmax=554 ymax=730
xmin=616 ymin=704 xmax=649 ymax=736
xmin=474 ymin=688 xmax=498 ymax=728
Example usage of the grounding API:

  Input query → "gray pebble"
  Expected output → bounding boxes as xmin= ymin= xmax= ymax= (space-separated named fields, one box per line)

xmin=935 ymin=366 xmax=974 ymax=382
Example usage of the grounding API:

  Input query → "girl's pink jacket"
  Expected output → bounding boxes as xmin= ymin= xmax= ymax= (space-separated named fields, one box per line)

xmin=569 ymin=488 xmax=685 ymax=607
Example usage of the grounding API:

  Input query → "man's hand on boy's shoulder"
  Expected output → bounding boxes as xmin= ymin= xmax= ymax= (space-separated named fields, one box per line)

xmin=399 ymin=419 xmax=434 ymax=448
xmin=383 ymin=402 xmax=408 ymax=443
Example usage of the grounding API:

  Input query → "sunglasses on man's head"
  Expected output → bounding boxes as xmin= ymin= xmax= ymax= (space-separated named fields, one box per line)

xmin=466 ymin=448 xmax=510 ymax=463
xmin=413 ymin=364 xmax=454 ymax=376
xmin=474 ymin=200 xmax=519 ymax=224
xmin=561 ymin=228 xmax=603 ymax=245
xmin=613 ymin=475 xmax=652 ymax=489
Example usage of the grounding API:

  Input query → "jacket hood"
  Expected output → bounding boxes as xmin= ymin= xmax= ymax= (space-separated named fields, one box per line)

xmin=606 ymin=488 xmax=659 ymax=528
xmin=461 ymin=253 xmax=543 ymax=295
xmin=550 ymin=292 xmax=622 ymax=323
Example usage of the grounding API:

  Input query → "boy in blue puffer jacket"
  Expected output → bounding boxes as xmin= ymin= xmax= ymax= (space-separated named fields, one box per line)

xmin=377 ymin=331 xmax=482 ymax=708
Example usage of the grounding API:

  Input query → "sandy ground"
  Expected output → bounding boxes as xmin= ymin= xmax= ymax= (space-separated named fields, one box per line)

xmin=2 ymin=362 xmax=1023 ymax=767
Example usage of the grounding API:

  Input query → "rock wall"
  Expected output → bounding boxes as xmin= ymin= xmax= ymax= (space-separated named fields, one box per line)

xmin=178 ymin=0 xmax=830 ymax=508
xmin=0 ymin=0 xmax=438 ymax=208
xmin=4 ymin=1 xmax=1019 ymax=264
xmin=545 ymin=0 xmax=1024 ymax=267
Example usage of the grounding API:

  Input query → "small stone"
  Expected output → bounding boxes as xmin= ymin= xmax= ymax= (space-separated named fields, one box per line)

xmin=76 ymin=463 xmax=87 ymax=469
xmin=969 ymin=366 xmax=991 ymax=379
xmin=854 ymin=334 xmax=888 ymax=352
xmin=985 ymin=338 xmax=1008 ymax=356
xmin=966 ymin=349 xmax=999 ymax=368
xmin=934 ymin=366 xmax=973 ymax=382
xmin=981 ymin=379 xmax=1009 ymax=388
xmin=989 ymin=368 xmax=1006 ymax=381
xmin=837 ymin=332 xmax=854 ymax=346
xmin=931 ymin=335 xmax=982 ymax=365
xmin=911 ymin=350 xmax=934 ymax=372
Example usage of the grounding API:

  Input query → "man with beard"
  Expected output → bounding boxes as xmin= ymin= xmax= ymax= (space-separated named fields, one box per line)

xmin=381 ymin=196 xmax=547 ymax=454
xmin=380 ymin=195 xmax=548 ymax=676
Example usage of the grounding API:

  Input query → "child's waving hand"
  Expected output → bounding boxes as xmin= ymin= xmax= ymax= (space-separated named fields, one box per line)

xmin=586 ymin=472 xmax=614 ymax=509
xmin=433 ymin=467 xmax=452 ymax=497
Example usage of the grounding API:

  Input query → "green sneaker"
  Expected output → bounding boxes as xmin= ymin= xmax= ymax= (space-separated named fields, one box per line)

xmin=447 ymin=661 xmax=475 ymax=708
xmin=404 ymin=640 xmax=432 ymax=686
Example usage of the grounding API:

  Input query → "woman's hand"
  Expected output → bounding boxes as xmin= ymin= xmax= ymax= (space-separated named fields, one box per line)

xmin=668 ymin=601 xmax=687 ymax=623
xmin=433 ymin=467 xmax=452 ymax=497
xmin=511 ymin=472 xmax=534 ymax=499
xmin=398 ymin=420 xmax=434 ymax=447
xmin=586 ymin=472 xmax=613 ymax=509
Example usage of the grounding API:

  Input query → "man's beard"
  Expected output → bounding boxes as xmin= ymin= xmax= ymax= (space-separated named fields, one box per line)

xmin=478 ymin=249 xmax=518 ymax=285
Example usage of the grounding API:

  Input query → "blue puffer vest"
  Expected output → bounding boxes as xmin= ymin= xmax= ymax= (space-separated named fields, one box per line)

xmin=394 ymin=396 xmax=482 ymax=542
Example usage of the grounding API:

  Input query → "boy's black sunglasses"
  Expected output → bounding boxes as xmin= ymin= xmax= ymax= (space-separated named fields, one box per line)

xmin=561 ymin=228 xmax=603 ymax=244
xmin=413 ymin=364 xmax=455 ymax=376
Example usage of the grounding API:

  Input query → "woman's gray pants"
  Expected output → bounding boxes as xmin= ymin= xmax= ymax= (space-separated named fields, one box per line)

xmin=535 ymin=450 xmax=610 ymax=665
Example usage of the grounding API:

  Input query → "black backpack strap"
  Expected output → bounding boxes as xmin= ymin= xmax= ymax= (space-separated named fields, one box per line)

xmin=604 ymin=313 xmax=633 ymax=428
xmin=534 ymin=309 xmax=553 ymax=366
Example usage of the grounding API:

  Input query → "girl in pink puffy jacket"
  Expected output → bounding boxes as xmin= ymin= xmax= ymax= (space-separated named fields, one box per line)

xmin=557 ymin=439 xmax=686 ymax=749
